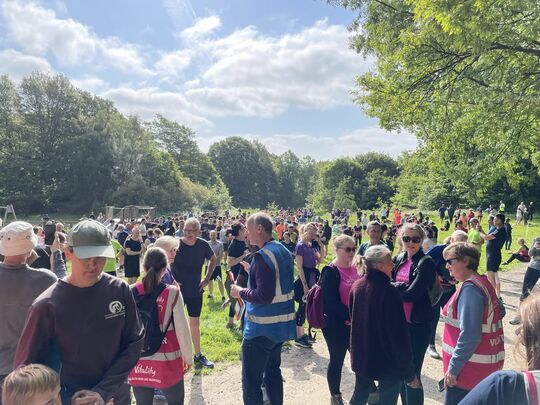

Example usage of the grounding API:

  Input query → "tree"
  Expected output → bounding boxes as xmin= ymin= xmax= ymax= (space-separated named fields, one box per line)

xmin=336 ymin=0 xmax=540 ymax=205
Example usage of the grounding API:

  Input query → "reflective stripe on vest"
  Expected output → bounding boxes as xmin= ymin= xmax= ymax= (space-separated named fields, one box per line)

xmin=440 ymin=314 xmax=503 ymax=333
xmin=524 ymin=371 xmax=540 ymax=405
xmin=145 ymin=350 xmax=183 ymax=362
xmin=259 ymin=247 xmax=295 ymax=304
xmin=442 ymin=342 xmax=505 ymax=364
xmin=246 ymin=312 xmax=296 ymax=324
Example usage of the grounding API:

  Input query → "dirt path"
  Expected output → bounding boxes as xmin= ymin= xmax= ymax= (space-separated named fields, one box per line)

xmin=180 ymin=264 xmax=528 ymax=405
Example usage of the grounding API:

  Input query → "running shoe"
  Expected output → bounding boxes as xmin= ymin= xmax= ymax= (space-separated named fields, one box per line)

xmin=330 ymin=394 xmax=346 ymax=405
xmin=427 ymin=345 xmax=441 ymax=360
xmin=194 ymin=353 xmax=214 ymax=368
xmin=509 ymin=316 xmax=521 ymax=325
xmin=294 ymin=335 xmax=312 ymax=348
xmin=307 ymin=329 xmax=317 ymax=343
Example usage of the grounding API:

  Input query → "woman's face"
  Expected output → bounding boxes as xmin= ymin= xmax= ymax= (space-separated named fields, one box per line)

xmin=335 ymin=240 xmax=356 ymax=264
xmin=131 ymin=228 xmax=140 ymax=239
xmin=402 ymin=229 xmax=422 ymax=256
xmin=444 ymin=254 xmax=472 ymax=282
xmin=375 ymin=254 xmax=393 ymax=277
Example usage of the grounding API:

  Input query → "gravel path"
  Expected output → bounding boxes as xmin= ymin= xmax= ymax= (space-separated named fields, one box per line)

xmin=174 ymin=263 xmax=528 ymax=404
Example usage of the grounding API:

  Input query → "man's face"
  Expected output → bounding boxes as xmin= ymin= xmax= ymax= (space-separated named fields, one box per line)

xmin=246 ymin=219 xmax=262 ymax=247
xmin=368 ymin=225 xmax=381 ymax=239
xmin=183 ymin=224 xmax=200 ymax=243
xmin=66 ymin=249 xmax=106 ymax=284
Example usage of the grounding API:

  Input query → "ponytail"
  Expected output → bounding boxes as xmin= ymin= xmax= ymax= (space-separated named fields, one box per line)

xmin=142 ymin=247 xmax=168 ymax=293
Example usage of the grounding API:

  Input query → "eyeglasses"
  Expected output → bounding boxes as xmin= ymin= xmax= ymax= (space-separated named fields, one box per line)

xmin=338 ymin=247 xmax=356 ymax=253
xmin=402 ymin=236 xmax=422 ymax=243
xmin=446 ymin=257 xmax=459 ymax=265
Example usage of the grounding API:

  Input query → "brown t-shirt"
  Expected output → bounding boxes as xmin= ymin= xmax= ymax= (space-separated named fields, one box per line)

xmin=14 ymin=273 xmax=144 ymax=404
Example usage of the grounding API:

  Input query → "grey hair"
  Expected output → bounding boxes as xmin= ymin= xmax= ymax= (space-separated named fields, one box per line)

xmin=153 ymin=236 xmax=179 ymax=251
xmin=401 ymin=223 xmax=426 ymax=240
xmin=450 ymin=230 xmax=468 ymax=243
xmin=248 ymin=212 xmax=273 ymax=235
xmin=363 ymin=245 xmax=392 ymax=267
xmin=184 ymin=217 xmax=201 ymax=231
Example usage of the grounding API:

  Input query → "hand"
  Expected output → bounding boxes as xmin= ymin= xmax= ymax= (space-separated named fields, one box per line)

xmin=230 ymin=284 xmax=242 ymax=299
xmin=183 ymin=363 xmax=192 ymax=373
xmin=407 ymin=376 xmax=421 ymax=389
xmin=51 ymin=232 xmax=61 ymax=253
xmin=199 ymin=278 xmax=209 ymax=291
xmin=303 ymin=284 xmax=309 ymax=297
xmin=71 ymin=390 xmax=105 ymax=405
xmin=445 ymin=372 xmax=457 ymax=388
xmin=240 ymin=261 xmax=250 ymax=272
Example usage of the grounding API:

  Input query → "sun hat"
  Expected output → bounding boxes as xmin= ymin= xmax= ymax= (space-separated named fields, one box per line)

xmin=68 ymin=220 xmax=115 ymax=259
xmin=0 ymin=221 xmax=38 ymax=256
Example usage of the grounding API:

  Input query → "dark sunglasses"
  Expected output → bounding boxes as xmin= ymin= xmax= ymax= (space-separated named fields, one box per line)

xmin=446 ymin=257 xmax=459 ymax=265
xmin=338 ymin=247 xmax=356 ymax=253
xmin=402 ymin=236 xmax=422 ymax=243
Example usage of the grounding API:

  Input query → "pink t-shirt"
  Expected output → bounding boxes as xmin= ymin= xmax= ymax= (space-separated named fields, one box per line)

xmin=395 ymin=259 xmax=413 ymax=322
xmin=336 ymin=265 xmax=360 ymax=308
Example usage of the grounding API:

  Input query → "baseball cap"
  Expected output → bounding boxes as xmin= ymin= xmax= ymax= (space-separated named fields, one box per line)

xmin=68 ymin=220 xmax=115 ymax=259
xmin=0 ymin=221 xmax=38 ymax=256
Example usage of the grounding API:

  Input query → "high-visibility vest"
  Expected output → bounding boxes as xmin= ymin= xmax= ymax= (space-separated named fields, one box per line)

xmin=243 ymin=241 xmax=296 ymax=343
xmin=441 ymin=275 xmax=504 ymax=390
xmin=524 ymin=370 xmax=540 ymax=404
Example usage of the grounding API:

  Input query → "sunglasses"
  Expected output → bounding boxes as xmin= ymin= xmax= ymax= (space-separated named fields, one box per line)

xmin=338 ymin=247 xmax=356 ymax=253
xmin=402 ymin=236 xmax=422 ymax=243
xmin=446 ymin=257 xmax=459 ymax=265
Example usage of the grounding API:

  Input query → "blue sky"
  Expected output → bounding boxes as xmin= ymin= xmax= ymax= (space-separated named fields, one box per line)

xmin=0 ymin=0 xmax=417 ymax=159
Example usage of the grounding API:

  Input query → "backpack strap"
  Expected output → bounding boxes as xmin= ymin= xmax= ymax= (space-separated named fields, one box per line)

xmin=524 ymin=370 xmax=540 ymax=405
xmin=162 ymin=283 xmax=180 ymax=332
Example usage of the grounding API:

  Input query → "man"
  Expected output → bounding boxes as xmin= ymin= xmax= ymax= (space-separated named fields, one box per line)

xmin=356 ymin=221 xmax=385 ymax=257
xmin=230 ymin=213 xmax=296 ymax=405
xmin=438 ymin=205 xmax=446 ymax=223
xmin=14 ymin=220 xmax=144 ymax=405
xmin=172 ymin=217 xmax=217 ymax=369
xmin=499 ymin=200 xmax=506 ymax=214
xmin=0 ymin=222 xmax=58 ymax=400
xmin=480 ymin=213 xmax=507 ymax=299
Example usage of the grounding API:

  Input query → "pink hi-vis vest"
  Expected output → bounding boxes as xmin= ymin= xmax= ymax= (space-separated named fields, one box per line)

xmin=441 ymin=275 xmax=504 ymax=391
xmin=128 ymin=283 xmax=184 ymax=389
xmin=524 ymin=371 xmax=540 ymax=404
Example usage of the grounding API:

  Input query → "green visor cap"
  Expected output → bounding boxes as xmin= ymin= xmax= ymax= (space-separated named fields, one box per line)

xmin=68 ymin=219 xmax=115 ymax=259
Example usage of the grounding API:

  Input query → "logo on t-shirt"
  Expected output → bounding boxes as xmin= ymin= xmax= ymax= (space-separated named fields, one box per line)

xmin=105 ymin=300 xmax=125 ymax=319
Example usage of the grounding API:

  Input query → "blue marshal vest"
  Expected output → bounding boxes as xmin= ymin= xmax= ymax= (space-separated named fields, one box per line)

xmin=243 ymin=240 xmax=296 ymax=342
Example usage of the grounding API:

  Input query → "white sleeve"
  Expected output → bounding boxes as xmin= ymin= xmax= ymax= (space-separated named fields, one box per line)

xmin=172 ymin=288 xmax=193 ymax=365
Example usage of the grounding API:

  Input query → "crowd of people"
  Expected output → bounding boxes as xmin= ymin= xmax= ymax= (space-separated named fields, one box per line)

xmin=0 ymin=203 xmax=538 ymax=405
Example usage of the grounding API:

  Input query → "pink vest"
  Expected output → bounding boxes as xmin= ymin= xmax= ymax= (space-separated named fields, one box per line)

xmin=441 ymin=275 xmax=504 ymax=390
xmin=524 ymin=371 xmax=540 ymax=404
xmin=128 ymin=283 xmax=184 ymax=389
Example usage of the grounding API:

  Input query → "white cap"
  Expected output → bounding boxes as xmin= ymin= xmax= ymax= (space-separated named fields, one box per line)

xmin=0 ymin=221 xmax=38 ymax=256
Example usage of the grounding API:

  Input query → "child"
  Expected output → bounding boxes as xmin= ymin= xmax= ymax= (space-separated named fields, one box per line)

xmin=2 ymin=364 xmax=60 ymax=405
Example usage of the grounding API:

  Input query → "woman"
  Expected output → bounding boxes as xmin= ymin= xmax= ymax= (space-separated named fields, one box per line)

xmin=392 ymin=223 xmax=436 ymax=405
xmin=124 ymin=227 xmax=144 ymax=285
xmin=502 ymin=237 xmax=530 ymax=265
xmin=460 ymin=294 xmax=540 ymax=404
xmin=129 ymin=247 xmax=192 ymax=405
xmin=320 ymin=235 xmax=360 ymax=405
xmin=509 ymin=237 xmax=540 ymax=325
xmin=294 ymin=222 xmax=322 ymax=348
xmin=153 ymin=235 xmax=180 ymax=284
xmin=440 ymin=242 xmax=504 ymax=404
xmin=349 ymin=245 xmax=416 ymax=405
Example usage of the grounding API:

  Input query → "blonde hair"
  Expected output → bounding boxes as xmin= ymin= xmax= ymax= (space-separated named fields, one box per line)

xmin=518 ymin=294 xmax=540 ymax=370
xmin=2 ymin=364 xmax=60 ymax=405
xmin=333 ymin=234 xmax=355 ymax=251
xmin=400 ymin=223 xmax=426 ymax=240
xmin=184 ymin=218 xmax=201 ymax=231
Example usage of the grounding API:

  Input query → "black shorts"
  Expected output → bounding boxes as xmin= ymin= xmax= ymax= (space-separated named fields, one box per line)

xmin=209 ymin=265 xmax=222 ymax=281
xmin=184 ymin=295 xmax=203 ymax=318
xmin=486 ymin=253 xmax=502 ymax=272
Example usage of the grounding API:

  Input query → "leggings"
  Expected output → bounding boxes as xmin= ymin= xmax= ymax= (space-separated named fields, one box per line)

xmin=505 ymin=253 xmax=529 ymax=264
xmin=520 ymin=267 xmax=540 ymax=301
xmin=429 ymin=288 xmax=455 ymax=346
xmin=322 ymin=324 xmax=350 ymax=395
xmin=133 ymin=380 xmax=185 ymax=405
xmin=400 ymin=322 xmax=431 ymax=405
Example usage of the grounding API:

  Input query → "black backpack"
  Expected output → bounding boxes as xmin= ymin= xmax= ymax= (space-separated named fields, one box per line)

xmin=132 ymin=282 xmax=177 ymax=357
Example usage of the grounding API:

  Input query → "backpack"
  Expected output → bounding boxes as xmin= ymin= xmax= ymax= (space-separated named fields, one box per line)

xmin=132 ymin=282 xmax=178 ymax=357
xmin=306 ymin=265 xmax=336 ymax=329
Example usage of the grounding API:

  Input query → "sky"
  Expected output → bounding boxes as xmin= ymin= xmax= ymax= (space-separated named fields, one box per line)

xmin=0 ymin=0 xmax=418 ymax=160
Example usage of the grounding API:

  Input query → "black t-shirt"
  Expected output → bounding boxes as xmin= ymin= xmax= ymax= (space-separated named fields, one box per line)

xmin=31 ymin=246 xmax=52 ymax=270
xmin=486 ymin=227 xmax=507 ymax=255
xmin=228 ymin=239 xmax=246 ymax=277
xmin=281 ymin=241 xmax=296 ymax=254
xmin=172 ymin=238 xmax=214 ymax=298
xmin=116 ymin=231 xmax=129 ymax=247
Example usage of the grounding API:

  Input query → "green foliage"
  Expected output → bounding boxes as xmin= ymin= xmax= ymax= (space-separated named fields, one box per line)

xmin=336 ymin=0 xmax=540 ymax=207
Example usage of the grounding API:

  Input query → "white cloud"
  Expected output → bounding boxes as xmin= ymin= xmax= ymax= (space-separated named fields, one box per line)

xmin=0 ymin=1 xmax=151 ymax=76
xmin=101 ymin=86 xmax=212 ymax=128
xmin=71 ymin=76 xmax=108 ymax=93
xmin=0 ymin=49 xmax=52 ymax=80
xmin=179 ymin=15 xmax=221 ymax=41
xmin=163 ymin=0 xmax=197 ymax=26
xmin=197 ymin=127 xmax=417 ymax=160
xmin=181 ymin=19 xmax=372 ymax=117
xmin=154 ymin=49 xmax=192 ymax=79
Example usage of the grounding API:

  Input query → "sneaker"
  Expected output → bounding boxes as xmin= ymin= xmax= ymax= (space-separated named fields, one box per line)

xmin=427 ymin=345 xmax=441 ymax=360
xmin=194 ymin=353 xmax=214 ymax=369
xmin=499 ymin=296 xmax=504 ymax=303
xmin=154 ymin=389 xmax=166 ymax=401
xmin=225 ymin=322 xmax=235 ymax=329
xmin=509 ymin=316 xmax=521 ymax=325
xmin=294 ymin=335 xmax=312 ymax=348
xmin=307 ymin=330 xmax=317 ymax=343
